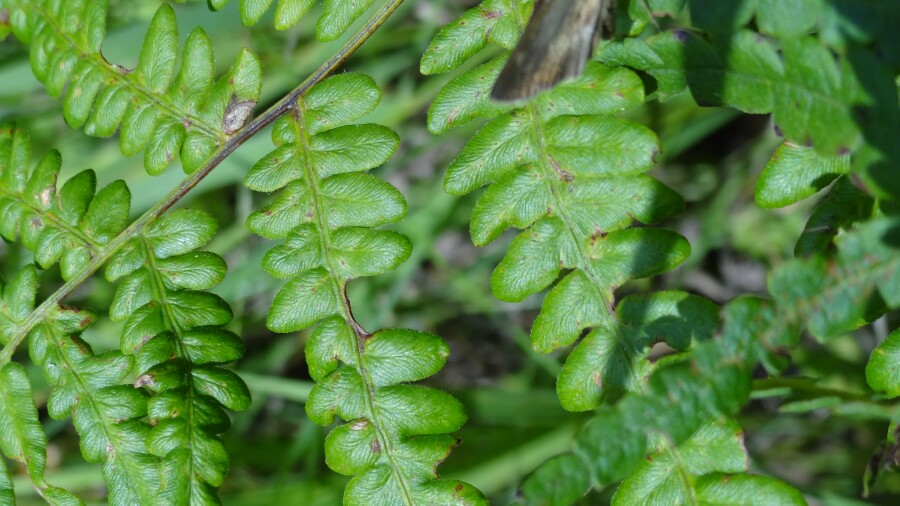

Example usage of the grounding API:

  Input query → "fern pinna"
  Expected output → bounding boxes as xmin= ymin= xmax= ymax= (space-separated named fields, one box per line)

xmin=1 ymin=0 xmax=258 ymax=501
xmin=207 ymin=0 xmax=378 ymax=37
xmin=244 ymin=72 xmax=485 ymax=505
xmin=421 ymin=0 xmax=811 ymax=502
xmin=5 ymin=0 xmax=262 ymax=175
xmin=422 ymin=0 xmax=692 ymax=414
xmin=0 ymin=122 xmax=249 ymax=503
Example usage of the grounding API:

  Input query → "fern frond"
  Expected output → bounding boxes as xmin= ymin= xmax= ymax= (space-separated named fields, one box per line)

xmin=770 ymin=218 xmax=900 ymax=341
xmin=0 ymin=267 xmax=82 ymax=505
xmin=5 ymin=1 xmax=262 ymax=175
xmin=0 ymin=125 xmax=130 ymax=280
xmin=207 ymin=0 xmax=378 ymax=37
xmin=103 ymin=209 xmax=248 ymax=504
xmin=521 ymin=298 xmax=805 ymax=504
xmin=422 ymin=0 xmax=691 ymax=411
xmin=611 ymin=419 xmax=747 ymax=504
xmin=600 ymin=2 xmax=900 ymax=198
xmin=245 ymin=73 xmax=486 ymax=505
xmin=0 ymin=262 xmax=163 ymax=505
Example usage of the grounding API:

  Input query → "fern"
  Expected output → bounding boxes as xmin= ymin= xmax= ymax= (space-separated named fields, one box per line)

xmin=0 ymin=126 xmax=126 ymax=280
xmin=243 ymin=72 xmax=485 ymax=505
xmin=420 ymin=0 xmax=841 ymax=502
xmin=423 ymin=0 xmax=690 ymax=412
xmin=0 ymin=266 xmax=83 ymax=505
xmin=4 ymin=1 xmax=262 ymax=175
xmin=519 ymin=297 xmax=806 ymax=504
xmin=0 ymin=453 xmax=13 ymax=504
xmin=0 ymin=122 xmax=249 ymax=503
xmin=601 ymin=1 xmax=900 ymax=197
xmin=0 ymin=0 xmax=895 ymax=502
xmin=206 ymin=0 xmax=378 ymax=37
xmin=105 ymin=208 xmax=249 ymax=504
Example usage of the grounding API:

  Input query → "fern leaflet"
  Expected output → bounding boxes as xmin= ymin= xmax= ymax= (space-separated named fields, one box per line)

xmin=0 ymin=126 xmax=127 ymax=280
xmin=207 ymin=0 xmax=378 ymax=36
xmin=520 ymin=298 xmax=806 ymax=504
xmin=0 ymin=267 xmax=82 ymax=505
xmin=423 ymin=0 xmax=690 ymax=411
xmin=4 ymin=1 xmax=262 ymax=175
xmin=245 ymin=73 xmax=486 ymax=505
xmin=105 ymin=208 xmax=249 ymax=504
xmin=0 ymin=123 xmax=249 ymax=503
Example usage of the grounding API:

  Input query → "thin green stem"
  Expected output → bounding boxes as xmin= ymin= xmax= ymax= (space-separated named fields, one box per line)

xmin=0 ymin=0 xmax=405 ymax=366
xmin=751 ymin=377 xmax=875 ymax=403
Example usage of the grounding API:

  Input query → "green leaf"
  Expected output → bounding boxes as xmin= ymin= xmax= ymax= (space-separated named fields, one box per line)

xmin=303 ymin=73 xmax=381 ymax=134
xmin=688 ymin=0 xmax=756 ymax=33
xmin=530 ymin=228 xmax=690 ymax=353
xmin=211 ymin=0 xmax=369 ymax=33
xmin=28 ymin=304 xmax=161 ymax=505
xmin=192 ymin=366 xmax=252 ymax=411
xmin=0 ymin=363 xmax=81 ymax=505
xmin=867 ymin=328 xmax=900 ymax=398
xmin=755 ymin=0 xmax=820 ymax=38
xmin=11 ymin=3 xmax=263 ymax=174
xmin=0 ymin=129 xmax=133 ymax=280
xmin=156 ymin=251 xmax=227 ymax=290
xmin=794 ymin=177 xmax=874 ymax=257
xmin=770 ymin=218 xmax=900 ymax=339
xmin=268 ymin=268 xmax=341 ymax=332
xmin=134 ymin=4 xmax=178 ymax=94
xmin=519 ymin=453 xmax=592 ymax=506
xmin=96 ymin=208 xmax=247 ymax=502
xmin=0 ymin=456 xmax=14 ymax=505
xmin=694 ymin=473 xmax=806 ymax=505
xmin=602 ymin=29 xmax=874 ymax=156
xmin=330 ymin=228 xmax=411 ymax=279
xmin=420 ymin=0 xmax=521 ymax=75
xmin=756 ymin=142 xmax=851 ymax=208
xmin=3 ymin=264 xmax=38 ymax=322
xmin=363 ymin=329 xmax=449 ymax=387
xmin=80 ymin=180 xmax=130 ymax=244
xmin=181 ymin=328 xmax=245 ymax=365
xmin=444 ymin=111 xmax=537 ymax=195
xmin=145 ymin=209 xmax=217 ymax=259
xmin=317 ymin=0 xmax=375 ymax=41
xmin=246 ymin=73 xmax=484 ymax=503
xmin=556 ymin=291 xmax=718 ymax=410
xmin=612 ymin=420 xmax=747 ymax=504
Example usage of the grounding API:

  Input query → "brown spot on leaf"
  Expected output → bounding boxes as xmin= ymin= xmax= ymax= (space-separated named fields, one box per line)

xmin=223 ymin=95 xmax=256 ymax=135
xmin=134 ymin=374 xmax=154 ymax=388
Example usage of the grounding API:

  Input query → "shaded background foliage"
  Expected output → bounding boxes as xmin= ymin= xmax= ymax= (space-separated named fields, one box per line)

xmin=0 ymin=0 xmax=897 ymax=504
